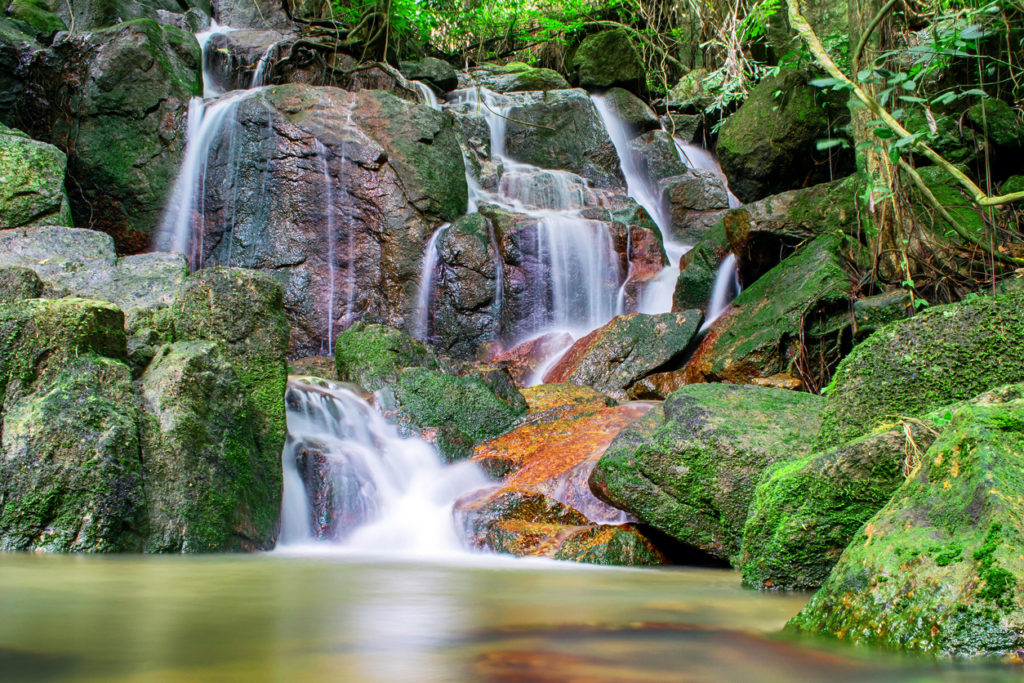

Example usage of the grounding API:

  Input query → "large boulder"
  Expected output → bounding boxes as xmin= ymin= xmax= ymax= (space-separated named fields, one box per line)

xmin=400 ymin=56 xmax=458 ymax=92
xmin=788 ymin=394 xmax=1024 ymax=658
xmin=590 ymin=383 xmax=824 ymax=562
xmin=468 ymin=63 xmax=570 ymax=93
xmin=717 ymin=70 xmax=850 ymax=203
xmin=44 ymin=0 xmax=201 ymax=31
xmin=17 ymin=19 xmax=201 ymax=251
xmin=138 ymin=340 xmax=277 ymax=552
xmin=542 ymin=311 xmax=702 ymax=400
xmin=682 ymin=236 xmax=854 ymax=390
xmin=189 ymin=84 xmax=466 ymax=357
xmin=602 ymin=87 xmax=660 ymax=132
xmin=0 ymin=124 xmax=71 ymax=227
xmin=0 ymin=298 xmax=144 ymax=552
xmin=571 ymin=28 xmax=644 ymax=89
xmin=817 ymin=288 xmax=1024 ymax=449
xmin=211 ymin=0 xmax=290 ymax=29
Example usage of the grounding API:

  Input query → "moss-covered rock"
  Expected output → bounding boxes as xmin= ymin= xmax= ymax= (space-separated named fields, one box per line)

xmin=385 ymin=366 xmax=526 ymax=462
xmin=671 ymin=220 xmax=730 ymax=312
xmin=817 ymin=288 xmax=1024 ymax=448
xmin=968 ymin=98 xmax=1023 ymax=149
xmin=0 ymin=265 xmax=42 ymax=302
xmin=334 ymin=322 xmax=438 ymax=391
xmin=44 ymin=0 xmax=200 ymax=31
xmin=603 ymin=87 xmax=660 ymax=132
xmin=590 ymin=383 xmax=824 ymax=562
xmin=470 ymin=62 xmax=570 ymax=93
xmin=400 ymin=56 xmax=458 ymax=92
xmin=682 ymin=235 xmax=854 ymax=387
xmin=852 ymin=289 xmax=913 ymax=338
xmin=6 ymin=0 xmax=65 ymax=39
xmin=0 ymin=124 xmax=71 ymax=228
xmin=139 ymin=340 xmax=277 ymax=552
xmin=717 ymin=70 xmax=850 ymax=203
xmin=169 ymin=267 xmax=289 ymax=520
xmin=788 ymin=395 xmax=1024 ymax=658
xmin=542 ymin=312 xmax=702 ymax=400
xmin=571 ymin=28 xmax=644 ymax=89
xmin=0 ymin=298 xmax=144 ymax=552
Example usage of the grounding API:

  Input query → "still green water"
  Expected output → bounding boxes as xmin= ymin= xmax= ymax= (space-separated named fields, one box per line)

xmin=0 ymin=553 xmax=1016 ymax=682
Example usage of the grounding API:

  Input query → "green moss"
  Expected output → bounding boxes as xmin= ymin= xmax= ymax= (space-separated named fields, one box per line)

xmin=571 ymin=28 xmax=643 ymax=88
xmin=334 ymin=322 xmax=438 ymax=392
xmin=817 ymin=288 xmax=1024 ymax=448
xmin=0 ymin=126 xmax=71 ymax=227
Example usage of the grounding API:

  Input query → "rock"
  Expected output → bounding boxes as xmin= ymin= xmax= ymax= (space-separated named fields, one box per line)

xmin=717 ymin=70 xmax=850 ymax=203
xmin=816 ymin=288 xmax=1024 ymax=448
xmin=19 ymin=19 xmax=201 ymax=251
xmin=661 ymin=113 xmax=701 ymax=143
xmin=469 ymin=62 xmax=570 ymax=93
xmin=0 ymin=226 xmax=186 ymax=325
xmin=590 ymin=382 xmax=824 ymax=562
xmin=741 ymin=421 xmax=936 ymax=590
xmin=661 ymin=169 xmax=729 ymax=213
xmin=667 ymin=68 xmax=713 ymax=112
xmin=788 ymin=395 xmax=1024 ymax=658
xmin=628 ymin=130 xmax=687 ymax=185
xmin=205 ymin=29 xmax=290 ymax=92
xmin=427 ymin=213 xmax=502 ymax=359
xmin=571 ymin=28 xmax=644 ymax=89
xmin=455 ymin=488 xmax=665 ymax=566
xmin=503 ymin=89 xmax=622 ymax=188
xmin=6 ymin=0 xmax=65 ymax=39
xmin=472 ymin=385 xmax=645 ymax=521
xmin=490 ymin=332 xmax=574 ymax=385
xmin=671 ymin=220 xmax=730 ymax=312
xmin=400 ymin=56 xmax=458 ymax=92
xmin=0 ymin=18 xmax=38 ymax=124
xmin=0 ymin=298 xmax=144 ymax=552
xmin=169 ymin=267 xmax=290 ymax=501
xmin=288 ymin=355 xmax=336 ymax=378
xmin=721 ymin=177 xmax=859 ymax=282
xmin=46 ymin=0 xmax=198 ymax=31
xmin=138 ymin=340 xmax=278 ymax=551
xmin=589 ymin=382 xmax=819 ymax=565
xmin=192 ymin=84 xmax=466 ymax=356
xmin=603 ymin=87 xmax=659 ymax=132
xmin=0 ymin=265 xmax=42 ymax=302
xmin=0 ymin=124 xmax=71 ymax=227
xmin=853 ymin=290 xmax=913 ymax=337
xmin=543 ymin=312 xmax=702 ymax=400
xmin=968 ymin=98 xmax=1023 ymax=149
xmin=682 ymin=236 xmax=854 ymax=388
xmin=211 ymin=0 xmax=290 ymax=29
xmin=334 ymin=322 xmax=438 ymax=392
xmin=383 ymin=366 xmax=526 ymax=462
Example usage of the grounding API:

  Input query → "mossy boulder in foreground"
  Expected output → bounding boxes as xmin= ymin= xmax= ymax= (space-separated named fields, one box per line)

xmin=817 ymin=288 xmax=1024 ymax=448
xmin=590 ymin=383 xmax=824 ymax=562
xmin=0 ymin=124 xmax=72 ymax=228
xmin=334 ymin=322 xmax=438 ymax=392
xmin=789 ymin=394 xmax=1024 ymax=658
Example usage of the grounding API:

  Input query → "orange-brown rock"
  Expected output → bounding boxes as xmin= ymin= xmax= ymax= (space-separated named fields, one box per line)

xmin=491 ymin=332 xmax=574 ymax=385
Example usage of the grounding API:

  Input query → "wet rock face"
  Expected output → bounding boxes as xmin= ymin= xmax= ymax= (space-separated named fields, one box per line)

xmin=193 ymin=84 xmax=467 ymax=357
xmin=590 ymin=383 xmax=824 ymax=563
xmin=206 ymin=29 xmax=291 ymax=91
xmin=0 ymin=124 xmax=71 ymax=227
xmin=15 ymin=19 xmax=201 ymax=252
xmin=788 ymin=393 xmax=1024 ymax=658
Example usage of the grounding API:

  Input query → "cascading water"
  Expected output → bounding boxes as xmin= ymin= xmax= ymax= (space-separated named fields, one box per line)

xmin=411 ymin=81 xmax=441 ymax=110
xmin=413 ymin=223 xmax=449 ymax=340
xmin=315 ymin=140 xmax=338 ymax=354
xmin=700 ymin=253 xmax=742 ymax=331
xmin=277 ymin=379 xmax=489 ymax=555
xmin=250 ymin=40 xmax=282 ymax=88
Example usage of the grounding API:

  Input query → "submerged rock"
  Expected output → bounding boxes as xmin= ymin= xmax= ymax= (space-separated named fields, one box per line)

xmin=789 ymin=394 xmax=1024 ymax=658
xmin=590 ymin=383 xmax=824 ymax=562
xmin=543 ymin=311 xmax=702 ymax=400
xmin=817 ymin=288 xmax=1024 ymax=448
xmin=0 ymin=124 xmax=71 ymax=227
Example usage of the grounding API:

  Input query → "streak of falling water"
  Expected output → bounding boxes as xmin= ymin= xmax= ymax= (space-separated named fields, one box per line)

xmin=250 ymin=40 xmax=282 ymax=88
xmin=315 ymin=140 xmax=337 ymax=355
xmin=277 ymin=378 xmax=489 ymax=555
xmin=700 ymin=253 xmax=742 ymax=332
xmin=412 ymin=81 xmax=441 ymax=110
xmin=413 ymin=223 xmax=449 ymax=340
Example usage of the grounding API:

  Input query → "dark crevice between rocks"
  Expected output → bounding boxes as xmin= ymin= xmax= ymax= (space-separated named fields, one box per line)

xmin=638 ymin=524 xmax=731 ymax=568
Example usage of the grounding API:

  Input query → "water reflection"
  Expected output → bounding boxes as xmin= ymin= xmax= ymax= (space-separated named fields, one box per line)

xmin=0 ymin=555 xmax=1017 ymax=681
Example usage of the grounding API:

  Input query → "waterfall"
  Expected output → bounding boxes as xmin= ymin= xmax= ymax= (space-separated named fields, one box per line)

xmin=700 ymin=253 xmax=742 ymax=332
xmin=250 ymin=41 xmax=282 ymax=88
xmin=277 ymin=379 xmax=489 ymax=555
xmin=315 ymin=140 xmax=338 ymax=355
xmin=412 ymin=81 xmax=441 ymax=110
xmin=413 ymin=223 xmax=449 ymax=340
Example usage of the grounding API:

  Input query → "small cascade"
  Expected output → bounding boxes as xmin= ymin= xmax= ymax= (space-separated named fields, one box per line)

xmin=411 ymin=81 xmax=441 ymax=110
xmin=250 ymin=41 xmax=282 ymax=88
xmin=277 ymin=379 xmax=489 ymax=555
xmin=700 ymin=253 xmax=742 ymax=332
xmin=413 ymin=223 xmax=449 ymax=340
xmin=196 ymin=21 xmax=235 ymax=99
xmin=591 ymin=93 xmax=687 ymax=316
xmin=673 ymin=140 xmax=742 ymax=209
